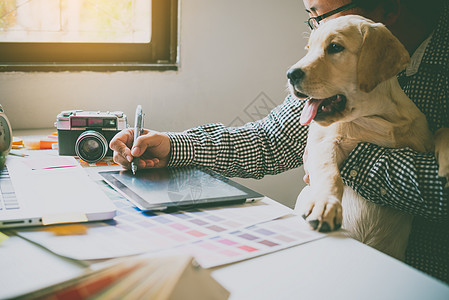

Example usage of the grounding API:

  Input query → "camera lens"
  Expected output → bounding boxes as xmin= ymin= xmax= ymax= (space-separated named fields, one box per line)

xmin=75 ymin=130 xmax=108 ymax=163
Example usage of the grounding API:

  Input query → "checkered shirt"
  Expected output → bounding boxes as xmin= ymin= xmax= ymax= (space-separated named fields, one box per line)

xmin=166 ymin=4 xmax=449 ymax=284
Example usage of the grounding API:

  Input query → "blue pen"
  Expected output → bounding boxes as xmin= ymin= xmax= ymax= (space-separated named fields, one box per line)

xmin=131 ymin=105 xmax=144 ymax=175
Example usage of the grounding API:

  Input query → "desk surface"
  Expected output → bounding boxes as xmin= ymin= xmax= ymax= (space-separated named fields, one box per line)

xmin=3 ymin=130 xmax=449 ymax=299
xmin=213 ymin=234 xmax=449 ymax=300
xmin=2 ymin=230 xmax=449 ymax=300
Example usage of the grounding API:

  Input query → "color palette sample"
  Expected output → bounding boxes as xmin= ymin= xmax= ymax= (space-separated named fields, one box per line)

xmin=15 ymin=180 xmax=292 ymax=261
xmin=173 ymin=215 xmax=325 ymax=268
xmin=78 ymin=158 xmax=119 ymax=168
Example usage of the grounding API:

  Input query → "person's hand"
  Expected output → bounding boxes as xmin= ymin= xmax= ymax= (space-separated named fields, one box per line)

xmin=109 ymin=128 xmax=171 ymax=170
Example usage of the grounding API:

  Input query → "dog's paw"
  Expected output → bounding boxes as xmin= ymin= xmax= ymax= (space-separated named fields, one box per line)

xmin=435 ymin=128 xmax=449 ymax=188
xmin=295 ymin=186 xmax=342 ymax=232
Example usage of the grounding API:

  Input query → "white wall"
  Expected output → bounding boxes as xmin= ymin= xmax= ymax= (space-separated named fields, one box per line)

xmin=0 ymin=0 xmax=309 ymax=208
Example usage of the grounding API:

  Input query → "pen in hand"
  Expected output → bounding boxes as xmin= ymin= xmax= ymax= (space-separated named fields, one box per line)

xmin=131 ymin=105 xmax=144 ymax=175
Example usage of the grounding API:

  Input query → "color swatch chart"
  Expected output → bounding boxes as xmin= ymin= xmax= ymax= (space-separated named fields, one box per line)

xmin=174 ymin=215 xmax=325 ymax=268
xmin=16 ymin=181 xmax=292 ymax=261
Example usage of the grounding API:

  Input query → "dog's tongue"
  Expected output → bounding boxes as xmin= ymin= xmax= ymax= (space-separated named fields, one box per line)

xmin=300 ymin=99 xmax=324 ymax=125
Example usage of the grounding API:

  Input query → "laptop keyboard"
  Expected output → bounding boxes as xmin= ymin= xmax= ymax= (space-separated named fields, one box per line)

xmin=0 ymin=167 xmax=20 ymax=210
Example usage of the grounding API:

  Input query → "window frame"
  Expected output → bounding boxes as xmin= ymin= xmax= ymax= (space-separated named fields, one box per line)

xmin=0 ymin=0 xmax=179 ymax=72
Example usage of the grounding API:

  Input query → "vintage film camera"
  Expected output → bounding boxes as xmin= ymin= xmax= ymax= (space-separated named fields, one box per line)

xmin=56 ymin=110 xmax=127 ymax=163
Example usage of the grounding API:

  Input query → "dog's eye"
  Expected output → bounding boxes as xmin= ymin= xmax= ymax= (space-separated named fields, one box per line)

xmin=327 ymin=43 xmax=344 ymax=54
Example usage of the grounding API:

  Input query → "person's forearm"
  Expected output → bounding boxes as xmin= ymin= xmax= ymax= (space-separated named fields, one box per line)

xmin=166 ymin=95 xmax=308 ymax=179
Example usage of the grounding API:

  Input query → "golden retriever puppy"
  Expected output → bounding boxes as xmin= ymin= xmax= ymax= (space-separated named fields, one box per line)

xmin=287 ymin=15 xmax=449 ymax=260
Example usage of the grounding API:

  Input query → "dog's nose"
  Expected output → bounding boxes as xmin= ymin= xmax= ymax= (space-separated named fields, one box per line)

xmin=287 ymin=68 xmax=305 ymax=85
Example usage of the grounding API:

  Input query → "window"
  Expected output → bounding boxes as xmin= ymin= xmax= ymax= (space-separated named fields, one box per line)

xmin=0 ymin=0 xmax=178 ymax=71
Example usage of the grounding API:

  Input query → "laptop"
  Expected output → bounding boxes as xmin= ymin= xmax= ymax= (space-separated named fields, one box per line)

xmin=99 ymin=166 xmax=264 ymax=211
xmin=0 ymin=156 xmax=116 ymax=228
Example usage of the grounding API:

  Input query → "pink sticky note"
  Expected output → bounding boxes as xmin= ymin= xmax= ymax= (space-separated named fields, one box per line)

xmin=23 ymin=157 xmax=78 ymax=170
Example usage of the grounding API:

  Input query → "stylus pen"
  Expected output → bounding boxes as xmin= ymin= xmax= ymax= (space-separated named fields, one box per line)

xmin=131 ymin=105 xmax=144 ymax=175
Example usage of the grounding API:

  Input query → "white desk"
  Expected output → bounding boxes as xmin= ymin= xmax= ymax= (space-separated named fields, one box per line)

xmin=3 ymin=130 xmax=449 ymax=299
xmin=213 ymin=234 xmax=449 ymax=300
xmin=2 ymin=230 xmax=449 ymax=299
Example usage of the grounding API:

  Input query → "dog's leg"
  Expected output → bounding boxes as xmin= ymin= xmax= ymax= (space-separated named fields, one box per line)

xmin=297 ymin=126 xmax=345 ymax=232
xmin=435 ymin=128 xmax=449 ymax=188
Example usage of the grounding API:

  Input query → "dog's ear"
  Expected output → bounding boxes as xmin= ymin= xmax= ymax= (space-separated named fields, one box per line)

xmin=357 ymin=22 xmax=410 ymax=93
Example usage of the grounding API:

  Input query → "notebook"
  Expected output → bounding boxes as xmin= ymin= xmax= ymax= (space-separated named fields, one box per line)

xmin=99 ymin=167 xmax=264 ymax=211
xmin=0 ymin=156 xmax=116 ymax=228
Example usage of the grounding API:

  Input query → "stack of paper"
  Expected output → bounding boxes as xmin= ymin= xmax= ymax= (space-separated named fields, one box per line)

xmin=14 ymin=182 xmax=294 ymax=260
xmin=14 ymin=181 xmax=325 ymax=267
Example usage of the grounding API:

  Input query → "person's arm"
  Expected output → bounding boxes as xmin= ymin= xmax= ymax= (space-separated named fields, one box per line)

xmin=341 ymin=143 xmax=449 ymax=222
xmin=166 ymin=94 xmax=308 ymax=179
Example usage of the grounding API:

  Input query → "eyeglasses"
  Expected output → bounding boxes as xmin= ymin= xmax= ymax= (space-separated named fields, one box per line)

xmin=306 ymin=1 xmax=358 ymax=30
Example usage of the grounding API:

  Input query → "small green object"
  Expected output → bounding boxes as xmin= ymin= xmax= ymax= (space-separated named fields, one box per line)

xmin=0 ymin=104 xmax=13 ymax=166
xmin=0 ymin=153 xmax=6 ymax=170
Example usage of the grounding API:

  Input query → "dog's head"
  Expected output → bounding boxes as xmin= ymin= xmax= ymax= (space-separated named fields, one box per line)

xmin=287 ymin=15 xmax=410 ymax=126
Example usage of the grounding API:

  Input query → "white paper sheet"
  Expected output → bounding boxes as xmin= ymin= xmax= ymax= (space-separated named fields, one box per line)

xmin=15 ymin=182 xmax=292 ymax=260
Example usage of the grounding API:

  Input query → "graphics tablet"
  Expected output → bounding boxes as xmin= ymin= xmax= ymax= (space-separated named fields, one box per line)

xmin=99 ymin=167 xmax=264 ymax=211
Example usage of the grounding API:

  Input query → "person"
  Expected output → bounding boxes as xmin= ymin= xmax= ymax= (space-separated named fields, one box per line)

xmin=110 ymin=0 xmax=449 ymax=284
